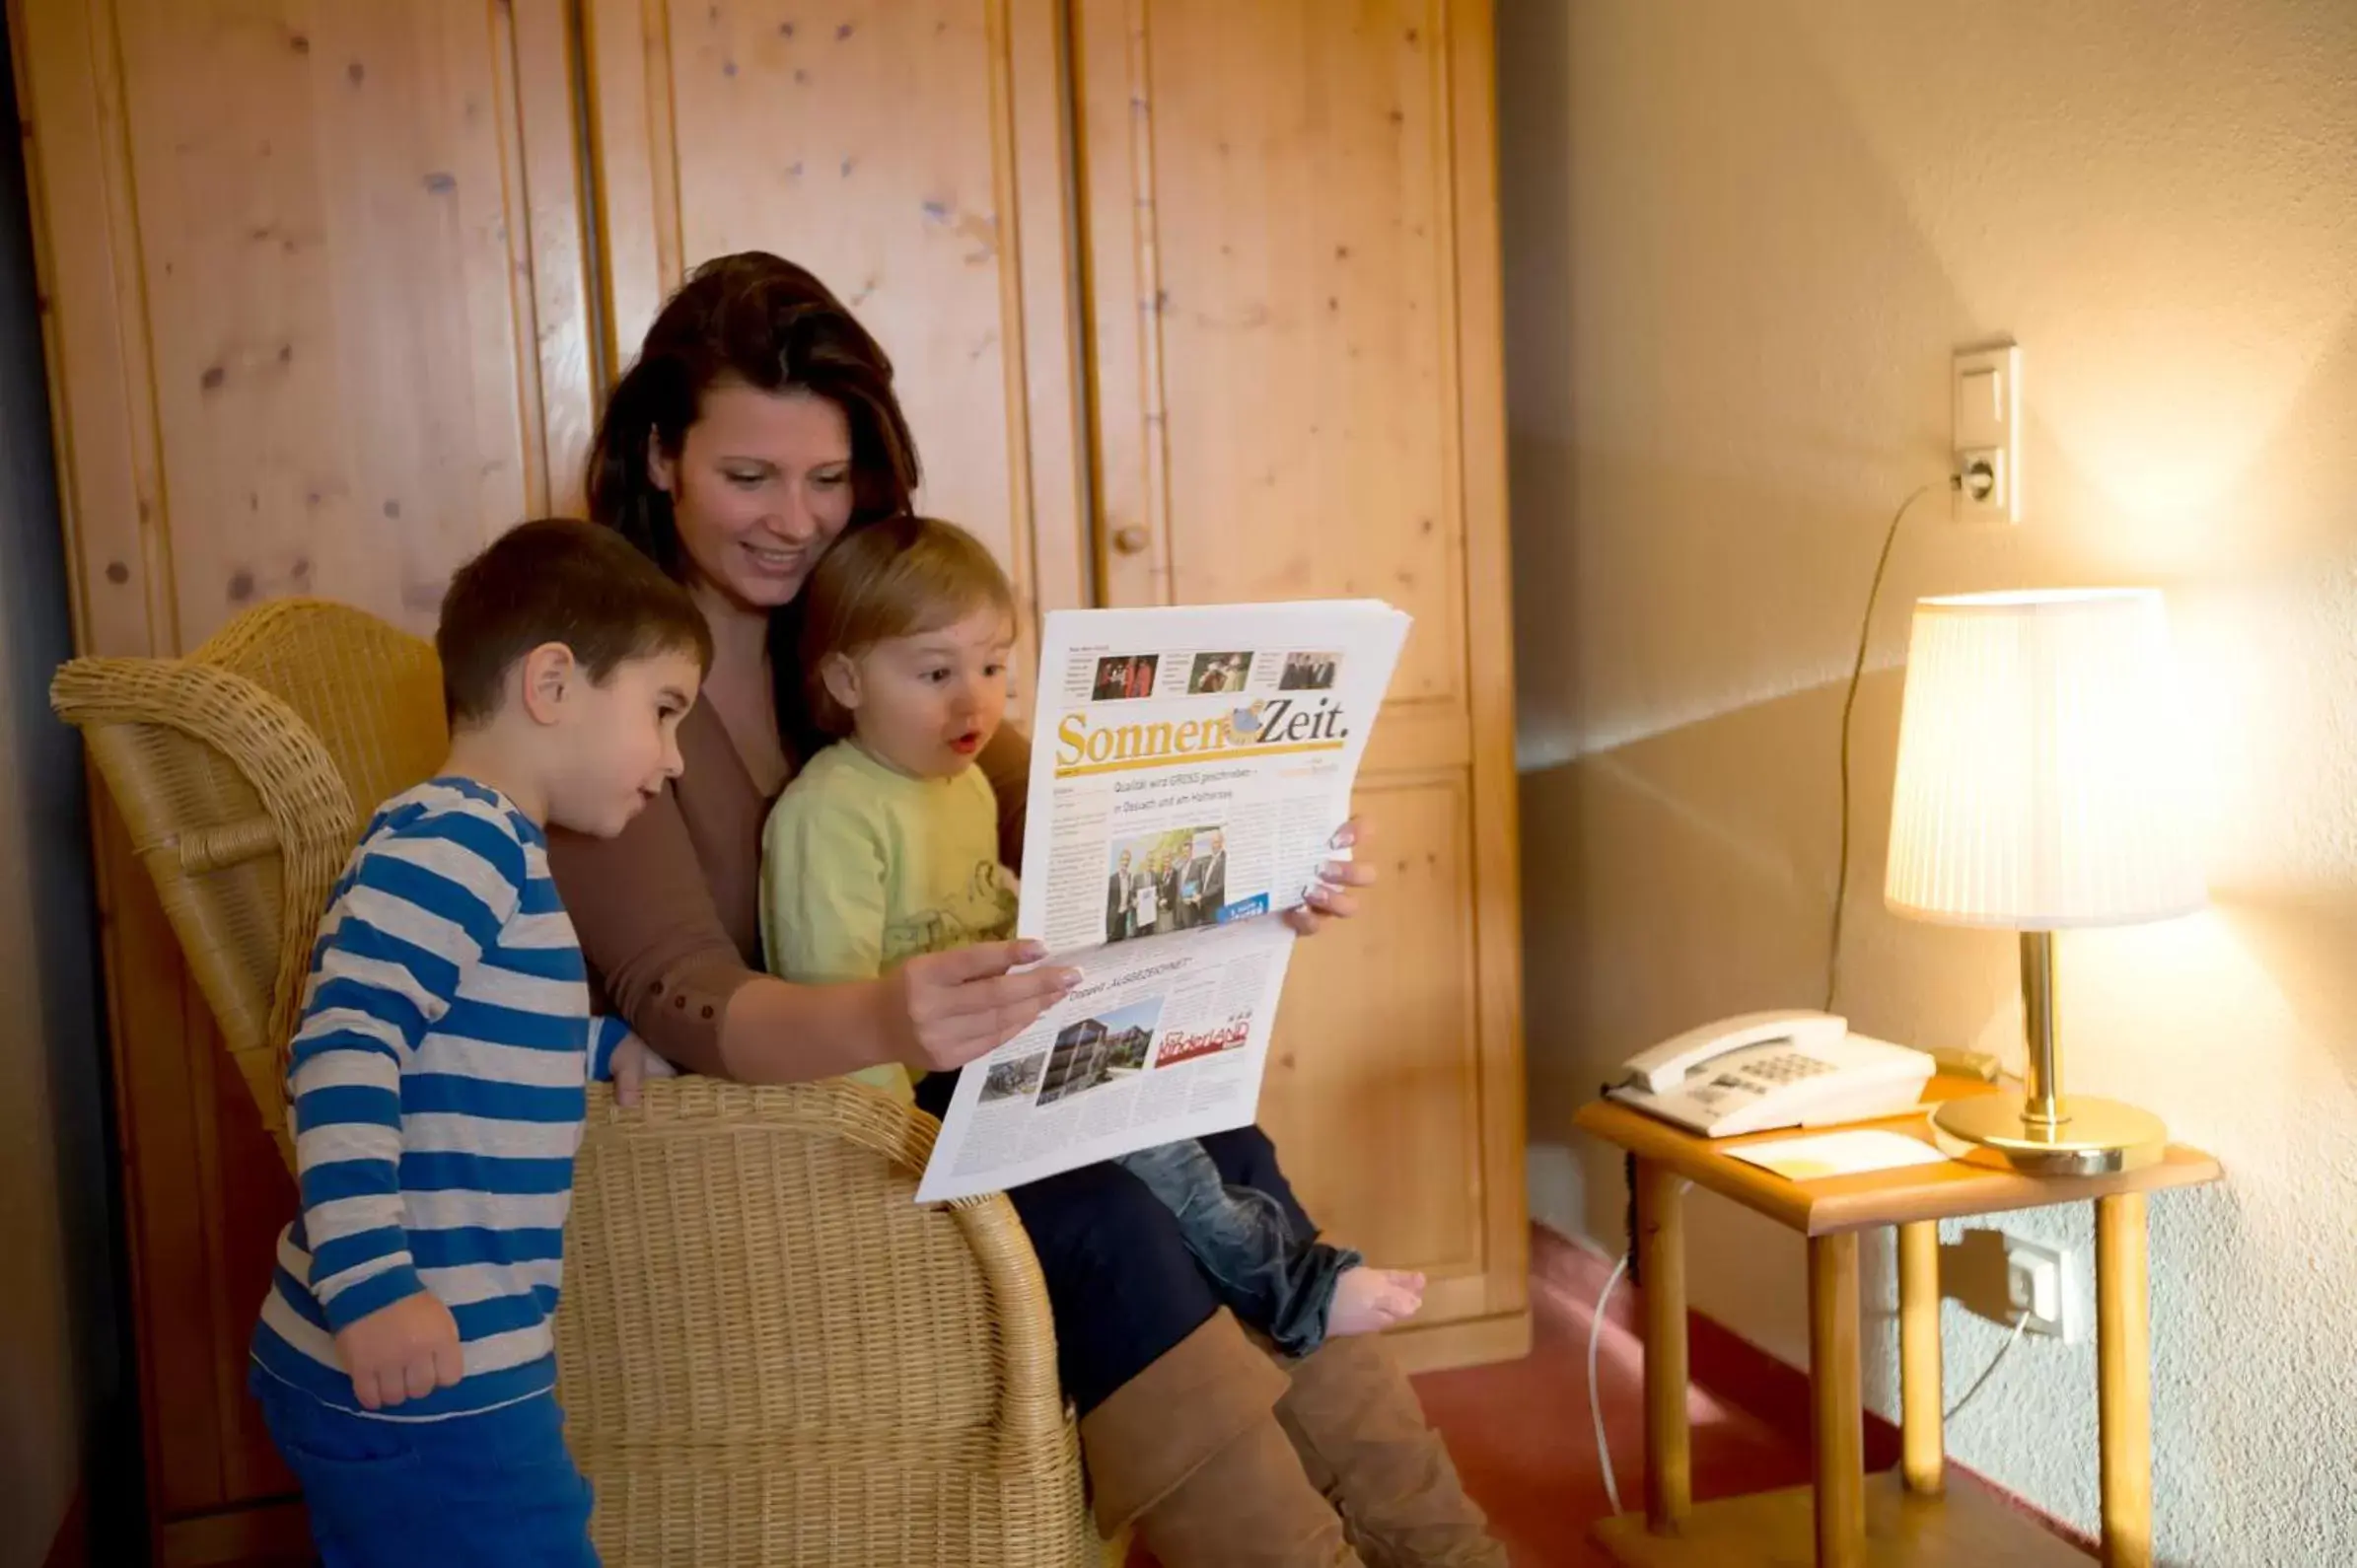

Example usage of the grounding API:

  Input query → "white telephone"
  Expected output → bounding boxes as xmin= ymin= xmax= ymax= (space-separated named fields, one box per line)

xmin=1607 ymin=1010 xmax=1937 ymax=1138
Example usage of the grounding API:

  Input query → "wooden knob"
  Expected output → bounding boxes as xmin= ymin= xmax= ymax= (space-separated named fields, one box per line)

xmin=1111 ymin=525 xmax=1151 ymax=555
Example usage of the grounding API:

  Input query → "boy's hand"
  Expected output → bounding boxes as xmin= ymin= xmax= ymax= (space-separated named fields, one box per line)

xmin=334 ymin=1292 xmax=464 ymax=1411
xmin=610 ymin=1033 xmax=679 ymax=1108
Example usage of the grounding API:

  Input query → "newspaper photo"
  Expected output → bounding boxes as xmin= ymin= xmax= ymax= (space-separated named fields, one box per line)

xmin=915 ymin=600 xmax=1410 ymax=1203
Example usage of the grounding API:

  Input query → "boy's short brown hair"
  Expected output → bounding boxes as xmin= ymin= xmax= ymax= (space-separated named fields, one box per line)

xmin=798 ymin=515 xmax=1016 ymax=739
xmin=437 ymin=517 xmax=714 ymax=727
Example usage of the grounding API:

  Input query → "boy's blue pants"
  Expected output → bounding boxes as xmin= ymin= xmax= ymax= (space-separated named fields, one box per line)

xmin=250 ymin=1367 xmax=597 ymax=1567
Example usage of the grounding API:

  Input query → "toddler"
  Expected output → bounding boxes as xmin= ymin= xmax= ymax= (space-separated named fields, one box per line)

xmin=760 ymin=514 xmax=1422 ymax=1354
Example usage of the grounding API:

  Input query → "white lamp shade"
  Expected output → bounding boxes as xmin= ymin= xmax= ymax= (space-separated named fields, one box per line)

xmin=1884 ymin=589 xmax=2205 ymax=929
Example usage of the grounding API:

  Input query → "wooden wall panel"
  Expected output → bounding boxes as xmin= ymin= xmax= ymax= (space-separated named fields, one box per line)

xmin=103 ymin=0 xmax=585 ymax=648
xmin=584 ymin=0 xmax=1090 ymax=697
xmin=1075 ymin=0 xmax=1526 ymax=1346
xmin=13 ymin=4 xmax=1524 ymax=1552
xmin=12 ymin=0 xmax=594 ymax=1538
xmin=1259 ymin=774 xmax=1485 ymax=1275
xmin=1083 ymin=0 xmax=1465 ymax=708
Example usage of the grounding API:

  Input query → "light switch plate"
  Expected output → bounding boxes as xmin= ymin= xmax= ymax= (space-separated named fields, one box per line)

xmin=1954 ymin=343 xmax=2022 ymax=525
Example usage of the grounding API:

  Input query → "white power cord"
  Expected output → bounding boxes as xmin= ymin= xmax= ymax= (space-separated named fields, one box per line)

xmin=1590 ymin=1226 xmax=2025 ymax=1510
xmin=1590 ymin=1176 xmax=1691 ymax=1516
xmin=1587 ymin=1251 xmax=1631 ymax=1516
xmin=1943 ymin=1309 xmax=2031 ymax=1423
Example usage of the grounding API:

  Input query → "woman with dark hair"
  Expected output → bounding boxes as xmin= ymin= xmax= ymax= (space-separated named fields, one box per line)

xmin=547 ymin=252 xmax=1501 ymax=1568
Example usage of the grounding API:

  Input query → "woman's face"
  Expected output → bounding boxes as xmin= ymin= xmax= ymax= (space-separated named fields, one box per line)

xmin=652 ymin=382 xmax=857 ymax=611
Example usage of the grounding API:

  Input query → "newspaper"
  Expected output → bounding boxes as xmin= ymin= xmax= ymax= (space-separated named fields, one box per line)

xmin=913 ymin=601 xmax=1411 ymax=1203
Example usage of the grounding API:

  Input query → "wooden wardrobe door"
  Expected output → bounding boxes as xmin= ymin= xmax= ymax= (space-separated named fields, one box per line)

xmin=1073 ymin=0 xmax=1526 ymax=1368
xmin=14 ymin=0 xmax=593 ymax=1551
xmin=581 ymin=0 xmax=1092 ymax=684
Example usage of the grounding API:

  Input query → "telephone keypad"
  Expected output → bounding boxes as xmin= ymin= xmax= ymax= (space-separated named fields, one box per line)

xmin=1741 ymin=1052 xmax=1835 ymax=1086
xmin=1688 ymin=1048 xmax=1835 ymax=1108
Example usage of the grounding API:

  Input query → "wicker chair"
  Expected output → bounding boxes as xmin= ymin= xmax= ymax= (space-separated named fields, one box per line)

xmin=51 ymin=597 xmax=1097 ymax=1568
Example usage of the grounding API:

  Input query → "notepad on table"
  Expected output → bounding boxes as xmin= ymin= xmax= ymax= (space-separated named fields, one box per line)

xmin=1727 ymin=1128 xmax=1951 ymax=1182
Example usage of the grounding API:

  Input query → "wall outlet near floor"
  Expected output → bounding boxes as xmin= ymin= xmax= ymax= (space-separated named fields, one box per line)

xmin=2001 ymin=1233 xmax=2084 ymax=1343
xmin=1940 ymin=1226 xmax=2084 ymax=1343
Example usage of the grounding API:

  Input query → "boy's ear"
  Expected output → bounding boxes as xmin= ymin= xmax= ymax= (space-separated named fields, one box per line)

xmin=819 ymin=651 xmax=863 ymax=716
xmin=517 ymin=641 xmax=579 ymax=725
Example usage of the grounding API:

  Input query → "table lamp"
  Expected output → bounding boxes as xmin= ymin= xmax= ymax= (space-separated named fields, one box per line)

xmin=1884 ymin=588 xmax=2204 ymax=1175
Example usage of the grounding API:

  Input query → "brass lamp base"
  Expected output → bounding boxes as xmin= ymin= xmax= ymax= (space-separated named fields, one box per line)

xmin=1928 ymin=1091 xmax=2168 ymax=1177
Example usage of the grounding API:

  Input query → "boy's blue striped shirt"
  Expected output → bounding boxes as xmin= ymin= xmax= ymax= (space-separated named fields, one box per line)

xmin=250 ymin=778 xmax=629 ymax=1421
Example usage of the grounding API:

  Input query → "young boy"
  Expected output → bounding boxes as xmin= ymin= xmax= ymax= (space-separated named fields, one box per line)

xmin=760 ymin=514 xmax=1423 ymax=1355
xmin=247 ymin=518 xmax=711 ymax=1568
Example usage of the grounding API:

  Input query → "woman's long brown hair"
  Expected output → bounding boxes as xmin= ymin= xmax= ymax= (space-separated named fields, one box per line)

xmin=585 ymin=250 xmax=921 ymax=762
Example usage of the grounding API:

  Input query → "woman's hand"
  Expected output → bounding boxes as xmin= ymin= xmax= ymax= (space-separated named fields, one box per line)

xmin=1284 ymin=817 xmax=1378 ymax=937
xmin=886 ymin=940 xmax=1082 ymax=1073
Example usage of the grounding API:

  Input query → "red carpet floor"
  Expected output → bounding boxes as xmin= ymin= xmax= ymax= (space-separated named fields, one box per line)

xmin=1410 ymin=1232 xmax=1812 ymax=1566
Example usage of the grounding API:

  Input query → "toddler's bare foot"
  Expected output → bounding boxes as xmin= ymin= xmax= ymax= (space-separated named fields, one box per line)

xmin=1328 ymin=1266 xmax=1426 ymax=1337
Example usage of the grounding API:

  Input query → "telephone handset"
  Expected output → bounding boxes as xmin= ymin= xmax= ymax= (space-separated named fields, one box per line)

xmin=1607 ymin=1009 xmax=1937 ymax=1138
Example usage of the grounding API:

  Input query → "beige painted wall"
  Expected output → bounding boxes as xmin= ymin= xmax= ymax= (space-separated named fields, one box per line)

xmin=1501 ymin=1 xmax=2357 ymax=1557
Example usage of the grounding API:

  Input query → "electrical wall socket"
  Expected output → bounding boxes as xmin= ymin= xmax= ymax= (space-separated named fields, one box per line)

xmin=1954 ymin=343 xmax=2023 ymax=525
xmin=2002 ymin=1234 xmax=2084 ymax=1343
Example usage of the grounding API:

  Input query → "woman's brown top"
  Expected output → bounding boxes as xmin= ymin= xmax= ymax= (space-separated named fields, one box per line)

xmin=547 ymin=698 xmax=1031 ymax=1076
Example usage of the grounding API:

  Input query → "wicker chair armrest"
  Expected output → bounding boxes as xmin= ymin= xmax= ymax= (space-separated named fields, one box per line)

xmin=51 ymin=655 xmax=358 ymax=1161
xmin=582 ymin=1078 xmax=1068 ymax=1450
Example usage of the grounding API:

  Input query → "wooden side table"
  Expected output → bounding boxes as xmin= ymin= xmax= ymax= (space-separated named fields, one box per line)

xmin=1574 ymin=1079 xmax=2221 ymax=1568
